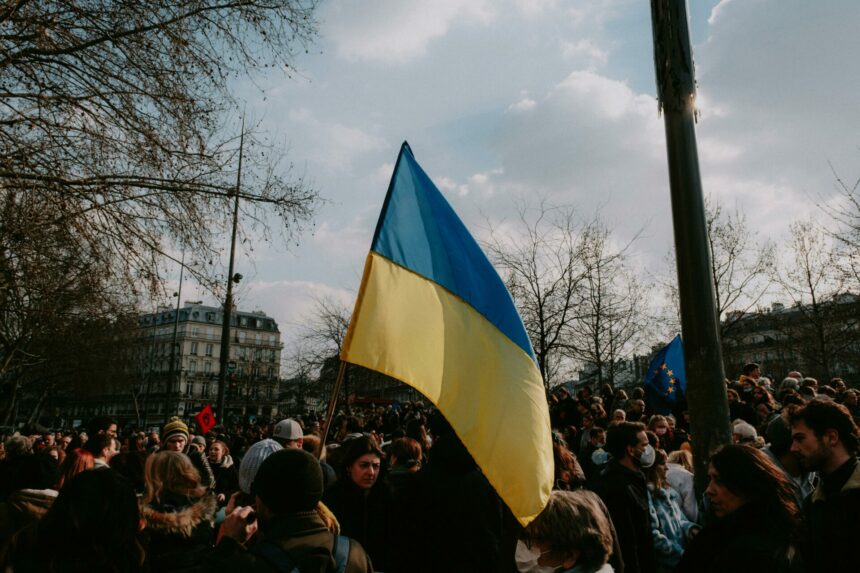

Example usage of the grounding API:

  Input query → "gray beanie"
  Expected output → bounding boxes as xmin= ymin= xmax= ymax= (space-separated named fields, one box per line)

xmin=238 ymin=439 xmax=283 ymax=494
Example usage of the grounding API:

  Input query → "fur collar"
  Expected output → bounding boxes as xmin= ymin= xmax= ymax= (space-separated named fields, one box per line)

xmin=142 ymin=494 xmax=217 ymax=537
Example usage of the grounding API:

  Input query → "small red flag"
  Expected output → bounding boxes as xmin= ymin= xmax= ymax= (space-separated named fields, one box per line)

xmin=195 ymin=405 xmax=216 ymax=435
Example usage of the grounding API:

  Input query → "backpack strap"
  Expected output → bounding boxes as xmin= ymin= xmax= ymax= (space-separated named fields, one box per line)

xmin=253 ymin=541 xmax=299 ymax=573
xmin=333 ymin=535 xmax=350 ymax=573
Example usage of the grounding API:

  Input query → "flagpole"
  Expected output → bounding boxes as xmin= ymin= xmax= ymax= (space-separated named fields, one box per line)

xmin=650 ymin=0 xmax=731 ymax=494
xmin=322 ymin=360 xmax=347 ymax=447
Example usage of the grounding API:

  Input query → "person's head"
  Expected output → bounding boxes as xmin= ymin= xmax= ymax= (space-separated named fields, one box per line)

xmin=789 ymin=399 xmax=859 ymax=473
xmin=37 ymin=470 xmax=145 ymax=572
xmin=844 ymin=389 xmax=859 ymax=407
xmin=341 ymin=434 xmax=384 ymax=490
xmin=87 ymin=415 xmax=118 ymax=438
xmin=188 ymin=435 xmax=206 ymax=453
xmin=589 ymin=427 xmax=606 ymax=447
xmin=83 ymin=433 xmax=117 ymax=461
xmin=706 ymin=444 xmax=798 ymax=525
xmin=630 ymin=399 xmax=645 ymax=412
xmin=161 ymin=417 xmax=189 ymax=452
xmin=144 ymin=451 xmax=205 ymax=505
xmin=389 ymin=437 xmax=422 ymax=472
xmin=742 ymin=363 xmax=761 ymax=379
xmin=831 ymin=378 xmax=847 ymax=393
xmin=56 ymin=448 xmax=95 ymax=490
xmin=605 ymin=422 xmax=650 ymax=468
xmin=519 ymin=490 xmax=613 ymax=573
xmin=614 ymin=389 xmax=628 ymax=401
xmin=726 ymin=388 xmax=740 ymax=404
xmin=238 ymin=439 xmax=283 ymax=494
xmin=208 ymin=440 xmax=229 ymax=464
xmin=817 ymin=385 xmax=837 ymax=399
xmin=667 ymin=449 xmax=693 ymax=473
xmin=552 ymin=439 xmax=582 ymax=491
xmin=648 ymin=415 xmax=670 ymax=437
xmin=5 ymin=435 xmax=33 ymax=459
xmin=59 ymin=435 xmax=72 ymax=450
xmin=252 ymin=448 xmax=323 ymax=521
xmin=645 ymin=448 xmax=669 ymax=489
xmin=731 ymin=420 xmax=759 ymax=445
xmin=272 ymin=418 xmax=304 ymax=449
xmin=611 ymin=409 xmax=626 ymax=424
xmin=301 ymin=433 xmax=324 ymax=460
xmin=43 ymin=433 xmax=55 ymax=447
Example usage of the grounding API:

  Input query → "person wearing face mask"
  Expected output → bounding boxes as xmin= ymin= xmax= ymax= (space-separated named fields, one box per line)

xmin=647 ymin=416 xmax=673 ymax=452
xmin=516 ymin=489 xmax=615 ymax=573
xmin=592 ymin=422 xmax=657 ymax=573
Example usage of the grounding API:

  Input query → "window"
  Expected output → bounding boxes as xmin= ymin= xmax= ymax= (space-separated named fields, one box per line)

xmin=204 ymin=362 xmax=212 ymax=373
xmin=202 ymin=382 xmax=210 ymax=397
xmin=191 ymin=326 xmax=200 ymax=336
xmin=205 ymin=343 xmax=213 ymax=357
xmin=255 ymin=334 xmax=262 ymax=345
xmin=189 ymin=360 xmax=197 ymax=374
xmin=267 ymin=367 xmax=274 ymax=380
xmin=240 ymin=317 xmax=248 ymax=327
xmin=206 ymin=312 xmax=216 ymax=321
xmin=190 ymin=342 xmax=198 ymax=355
xmin=238 ymin=331 xmax=246 ymax=343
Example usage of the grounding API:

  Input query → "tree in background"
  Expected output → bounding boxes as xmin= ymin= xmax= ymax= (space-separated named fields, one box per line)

xmin=0 ymin=1 xmax=321 ymax=422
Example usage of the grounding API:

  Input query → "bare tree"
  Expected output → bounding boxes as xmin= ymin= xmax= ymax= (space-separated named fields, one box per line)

xmin=773 ymin=220 xmax=856 ymax=380
xmin=819 ymin=165 xmax=860 ymax=292
xmin=565 ymin=223 xmax=646 ymax=389
xmin=484 ymin=203 xmax=588 ymax=393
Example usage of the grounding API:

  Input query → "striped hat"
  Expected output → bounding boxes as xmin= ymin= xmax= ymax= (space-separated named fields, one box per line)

xmin=162 ymin=417 xmax=190 ymax=442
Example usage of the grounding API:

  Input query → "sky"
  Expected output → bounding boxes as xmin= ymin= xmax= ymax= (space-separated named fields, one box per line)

xmin=176 ymin=0 xmax=860 ymax=353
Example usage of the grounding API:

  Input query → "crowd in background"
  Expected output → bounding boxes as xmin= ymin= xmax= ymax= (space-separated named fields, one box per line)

xmin=0 ymin=364 xmax=858 ymax=573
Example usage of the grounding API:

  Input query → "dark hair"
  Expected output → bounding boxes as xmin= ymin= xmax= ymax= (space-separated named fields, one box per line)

xmin=87 ymin=415 xmax=117 ymax=434
xmin=340 ymin=434 xmax=384 ymax=474
xmin=709 ymin=445 xmax=799 ymax=529
xmin=389 ymin=437 xmax=421 ymax=468
xmin=742 ymin=363 xmax=760 ymax=376
xmin=604 ymin=422 xmax=646 ymax=459
xmin=82 ymin=433 xmax=112 ymax=458
xmin=789 ymin=399 xmax=859 ymax=454
xmin=37 ymin=470 xmax=145 ymax=572
xmin=553 ymin=441 xmax=584 ymax=490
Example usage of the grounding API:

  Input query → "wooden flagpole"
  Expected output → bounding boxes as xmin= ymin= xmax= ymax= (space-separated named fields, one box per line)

xmin=322 ymin=360 xmax=347 ymax=447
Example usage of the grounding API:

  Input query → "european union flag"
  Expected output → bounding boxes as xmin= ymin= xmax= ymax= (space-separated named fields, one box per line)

xmin=644 ymin=335 xmax=686 ymax=415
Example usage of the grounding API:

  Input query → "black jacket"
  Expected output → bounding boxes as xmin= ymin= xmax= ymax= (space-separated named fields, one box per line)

xmin=593 ymin=460 xmax=655 ymax=573
xmin=322 ymin=475 xmax=391 ymax=571
xmin=676 ymin=502 xmax=803 ymax=573
xmin=801 ymin=456 xmax=860 ymax=573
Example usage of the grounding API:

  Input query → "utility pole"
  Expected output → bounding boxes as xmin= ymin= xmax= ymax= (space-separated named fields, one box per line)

xmin=217 ymin=120 xmax=245 ymax=422
xmin=166 ymin=251 xmax=185 ymax=418
xmin=649 ymin=0 xmax=731 ymax=493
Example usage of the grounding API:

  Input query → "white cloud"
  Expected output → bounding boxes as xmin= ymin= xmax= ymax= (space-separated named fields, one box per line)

xmin=287 ymin=108 xmax=388 ymax=172
xmin=561 ymin=39 xmax=609 ymax=68
xmin=507 ymin=97 xmax=536 ymax=113
xmin=323 ymin=0 xmax=495 ymax=64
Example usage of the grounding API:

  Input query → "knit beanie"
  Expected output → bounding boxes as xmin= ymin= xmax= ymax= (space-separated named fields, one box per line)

xmin=238 ymin=439 xmax=282 ymax=494
xmin=162 ymin=417 xmax=190 ymax=443
xmin=252 ymin=448 xmax=323 ymax=514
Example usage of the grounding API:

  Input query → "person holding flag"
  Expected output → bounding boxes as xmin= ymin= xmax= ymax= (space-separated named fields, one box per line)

xmin=338 ymin=142 xmax=554 ymax=569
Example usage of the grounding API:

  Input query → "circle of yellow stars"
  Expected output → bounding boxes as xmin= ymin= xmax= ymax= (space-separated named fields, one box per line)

xmin=653 ymin=362 xmax=679 ymax=396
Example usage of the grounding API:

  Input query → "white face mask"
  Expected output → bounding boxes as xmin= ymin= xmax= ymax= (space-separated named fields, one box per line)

xmin=655 ymin=427 xmax=668 ymax=436
xmin=638 ymin=444 xmax=656 ymax=468
xmin=515 ymin=540 xmax=557 ymax=573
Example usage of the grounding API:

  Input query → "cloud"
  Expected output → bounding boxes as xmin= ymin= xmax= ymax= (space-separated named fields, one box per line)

xmin=323 ymin=0 xmax=495 ymax=64
xmin=561 ymin=39 xmax=609 ymax=68
xmin=286 ymin=108 xmax=388 ymax=173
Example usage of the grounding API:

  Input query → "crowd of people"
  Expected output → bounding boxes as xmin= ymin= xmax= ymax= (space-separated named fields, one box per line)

xmin=0 ymin=365 xmax=858 ymax=573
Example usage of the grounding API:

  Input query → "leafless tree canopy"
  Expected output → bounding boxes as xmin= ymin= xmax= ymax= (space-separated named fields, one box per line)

xmin=0 ymin=1 xmax=321 ymax=415
xmin=1 ymin=0 xmax=320 ymax=294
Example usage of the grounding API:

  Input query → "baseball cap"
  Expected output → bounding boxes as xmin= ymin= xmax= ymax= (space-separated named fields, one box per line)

xmin=273 ymin=418 xmax=303 ymax=441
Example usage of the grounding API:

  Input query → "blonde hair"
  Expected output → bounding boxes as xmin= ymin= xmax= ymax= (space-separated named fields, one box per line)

xmin=144 ymin=451 xmax=205 ymax=504
xmin=523 ymin=490 xmax=613 ymax=571
xmin=667 ymin=449 xmax=693 ymax=473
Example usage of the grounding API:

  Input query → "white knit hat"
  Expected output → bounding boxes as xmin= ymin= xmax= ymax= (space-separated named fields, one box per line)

xmin=238 ymin=439 xmax=283 ymax=494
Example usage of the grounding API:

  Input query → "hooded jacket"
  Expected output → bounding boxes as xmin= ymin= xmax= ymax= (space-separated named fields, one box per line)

xmin=142 ymin=492 xmax=217 ymax=573
xmin=0 ymin=488 xmax=57 ymax=543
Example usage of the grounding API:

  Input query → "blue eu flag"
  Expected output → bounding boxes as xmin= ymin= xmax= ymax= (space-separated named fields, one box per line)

xmin=644 ymin=335 xmax=686 ymax=415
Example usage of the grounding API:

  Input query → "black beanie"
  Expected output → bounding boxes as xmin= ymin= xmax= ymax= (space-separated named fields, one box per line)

xmin=252 ymin=448 xmax=323 ymax=514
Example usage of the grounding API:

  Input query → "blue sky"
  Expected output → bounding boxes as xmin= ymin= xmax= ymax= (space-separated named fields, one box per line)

xmin=176 ymin=0 xmax=860 ymax=350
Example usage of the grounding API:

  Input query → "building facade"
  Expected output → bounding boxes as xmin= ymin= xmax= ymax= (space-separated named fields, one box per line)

xmin=62 ymin=301 xmax=283 ymax=428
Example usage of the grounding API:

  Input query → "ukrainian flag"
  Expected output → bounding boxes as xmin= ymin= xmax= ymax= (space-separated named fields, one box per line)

xmin=341 ymin=142 xmax=552 ymax=525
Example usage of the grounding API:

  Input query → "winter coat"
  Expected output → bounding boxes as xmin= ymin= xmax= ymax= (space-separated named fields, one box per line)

xmin=322 ymin=476 xmax=391 ymax=571
xmin=0 ymin=488 xmax=57 ymax=545
xmin=211 ymin=456 xmax=239 ymax=501
xmin=593 ymin=461 xmax=656 ymax=573
xmin=205 ymin=510 xmax=373 ymax=573
xmin=647 ymin=485 xmax=696 ymax=572
xmin=665 ymin=463 xmax=698 ymax=522
xmin=801 ymin=456 xmax=860 ymax=573
xmin=142 ymin=492 xmax=217 ymax=573
xmin=676 ymin=502 xmax=803 ymax=573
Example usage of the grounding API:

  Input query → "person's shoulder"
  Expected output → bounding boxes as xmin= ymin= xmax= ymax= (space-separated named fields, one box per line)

xmin=344 ymin=536 xmax=374 ymax=573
